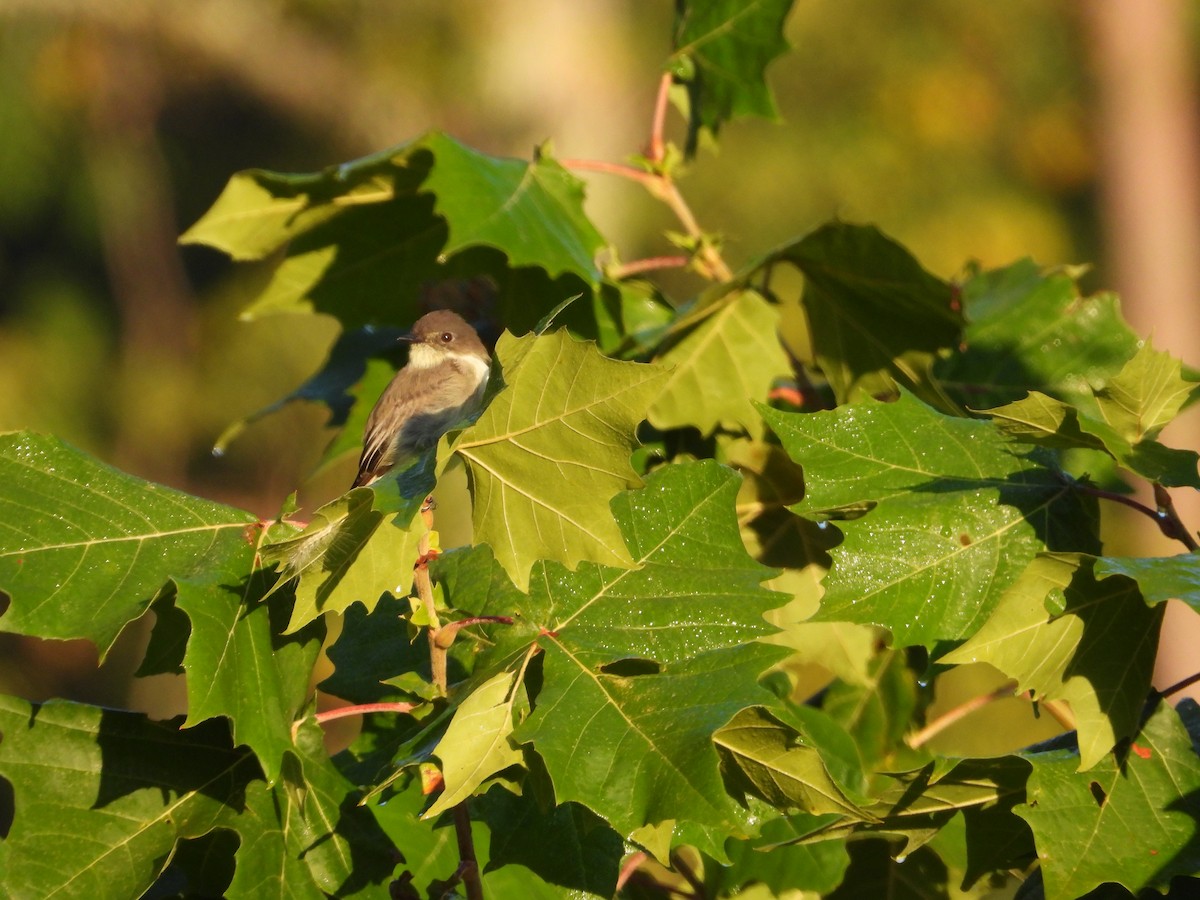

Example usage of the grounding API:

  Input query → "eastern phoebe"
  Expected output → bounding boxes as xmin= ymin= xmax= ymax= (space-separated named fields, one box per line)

xmin=352 ymin=310 xmax=491 ymax=487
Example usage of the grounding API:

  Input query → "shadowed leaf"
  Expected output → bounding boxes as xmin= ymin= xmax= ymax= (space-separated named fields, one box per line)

xmin=762 ymin=394 xmax=1099 ymax=648
xmin=670 ymin=0 xmax=794 ymax=153
xmin=1017 ymin=702 xmax=1200 ymax=900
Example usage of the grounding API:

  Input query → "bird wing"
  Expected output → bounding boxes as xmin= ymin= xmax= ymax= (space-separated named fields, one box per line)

xmin=352 ymin=371 xmax=411 ymax=487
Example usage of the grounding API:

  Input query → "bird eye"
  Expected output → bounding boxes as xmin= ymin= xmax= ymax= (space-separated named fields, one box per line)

xmin=441 ymin=332 xmax=453 ymax=342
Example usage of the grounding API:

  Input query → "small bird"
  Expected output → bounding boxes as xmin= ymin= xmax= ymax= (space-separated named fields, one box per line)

xmin=352 ymin=309 xmax=491 ymax=488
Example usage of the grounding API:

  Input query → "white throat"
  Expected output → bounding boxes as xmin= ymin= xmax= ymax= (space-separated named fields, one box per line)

xmin=408 ymin=343 xmax=490 ymax=388
xmin=459 ymin=352 xmax=492 ymax=388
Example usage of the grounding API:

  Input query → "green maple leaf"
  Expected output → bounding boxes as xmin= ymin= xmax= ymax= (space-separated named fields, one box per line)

xmin=794 ymin=757 xmax=1032 ymax=865
xmin=754 ymin=223 xmax=961 ymax=404
xmin=936 ymin=259 xmax=1140 ymax=413
xmin=942 ymin=554 xmax=1161 ymax=769
xmin=522 ymin=643 xmax=784 ymax=855
xmin=263 ymin=465 xmax=432 ymax=632
xmin=0 ymin=433 xmax=259 ymax=656
xmin=669 ymin=0 xmax=794 ymax=153
xmin=182 ymin=132 xmax=602 ymax=329
xmin=144 ymin=546 xmax=326 ymax=783
xmin=456 ymin=329 xmax=669 ymax=589
xmin=1093 ymin=339 xmax=1200 ymax=442
xmin=761 ymin=394 xmax=1099 ymax=648
xmin=713 ymin=707 xmax=865 ymax=818
xmin=717 ymin=812 xmax=850 ymax=895
xmin=265 ymin=328 xmax=665 ymax=625
xmin=0 ymin=697 xmax=402 ymax=899
xmin=1017 ymin=702 xmax=1200 ymax=900
xmin=212 ymin=329 xmax=402 ymax=463
xmin=428 ymin=461 xmax=795 ymax=854
xmin=822 ymin=649 xmax=919 ymax=771
xmin=318 ymin=592 xmax=431 ymax=704
xmin=649 ymin=288 xmax=791 ymax=436
xmin=421 ymin=132 xmax=604 ymax=282
xmin=986 ymin=391 xmax=1200 ymax=488
xmin=425 ymin=670 xmax=526 ymax=818
xmin=1095 ymin=553 xmax=1200 ymax=610
xmin=0 ymin=698 xmax=256 ymax=900
xmin=477 ymin=787 xmax=624 ymax=899
xmin=984 ymin=341 xmax=1200 ymax=488
xmin=179 ymin=157 xmax=399 ymax=261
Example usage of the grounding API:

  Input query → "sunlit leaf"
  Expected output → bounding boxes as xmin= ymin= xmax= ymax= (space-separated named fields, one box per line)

xmin=456 ymin=329 xmax=669 ymax=589
xmin=425 ymin=670 xmax=525 ymax=818
xmin=264 ymin=469 xmax=431 ymax=633
xmin=942 ymin=554 xmax=1161 ymax=769
xmin=715 ymin=813 xmax=851 ymax=896
xmin=1095 ymin=552 xmax=1200 ymax=609
xmin=179 ymin=157 xmax=402 ymax=260
xmin=1093 ymin=340 xmax=1200 ymax=443
xmin=183 ymin=134 xmax=603 ymax=329
xmin=822 ymin=649 xmax=919 ymax=771
xmin=713 ymin=706 xmax=865 ymax=818
xmin=432 ymin=461 xmax=789 ymax=854
xmin=983 ymin=343 xmax=1200 ymax=488
xmin=0 ymin=693 xmax=406 ymax=900
xmin=168 ymin=553 xmax=325 ymax=783
xmin=762 ymin=394 xmax=1098 ymax=648
xmin=0 ymin=697 xmax=260 ymax=900
xmin=476 ymin=786 xmax=624 ymax=898
xmin=522 ymin=643 xmax=782 ymax=855
xmin=0 ymin=432 xmax=258 ymax=656
xmin=422 ymin=133 xmax=604 ymax=284
xmin=795 ymin=757 xmax=1032 ymax=863
xmin=649 ymin=288 xmax=790 ymax=436
xmin=212 ymin=327 xmax=404 ymax=460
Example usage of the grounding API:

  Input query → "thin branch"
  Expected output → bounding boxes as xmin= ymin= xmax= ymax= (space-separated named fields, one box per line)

xmin=1161 ymin=669 xmax=1200 ymax=699
xmin=316 ymin=701 xmax=419 ymax=723
xmin=415 ymin=503 xmax=446 ymax=696
xmin=1153 ymin=484 xmax=1200 ymax=550
xmin=647 ymin=71 xmax=673 ymax=163
xmin=454 ymin=803 xmax=484 ymax=900
xmin=908 ymin=681 xmax=1078 ymax=750
xmin=1037 ymin=696 xmax=1076 ymax=731
xmin=610 ymin=255 xmax=691 ymax=279
xmin=908 ymin=680 xmax=1019 ymax=749
xmin=1072 ymin=481 xmax=1159 ymax=517
xmin=559 ymin=157 xmax=656 ymax=187
xmin=413 ymin=497 xmax=484 ymax=899
xmin=616 ymin=853 xmax=648 ymax=891
xmin=294 ymin=701 xmax=421 ymax=738
xmin=560 ymin=158 xmax=734 ymax=283
xmin=655 ymin=178 xmax=733 ymax=282
xmin=434 ymin=615 xmax=515 ymax=649
xmin=1071 ymin=480 xmax=1199 ymax=551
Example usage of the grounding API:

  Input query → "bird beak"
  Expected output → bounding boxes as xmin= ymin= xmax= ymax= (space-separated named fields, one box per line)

xmin=397 ymin=331 xmax=418 ymax=344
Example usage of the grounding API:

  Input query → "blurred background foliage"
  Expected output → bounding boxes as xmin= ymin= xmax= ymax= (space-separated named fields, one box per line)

xmin=1 ymin=1 xmax=1198 ymax=723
